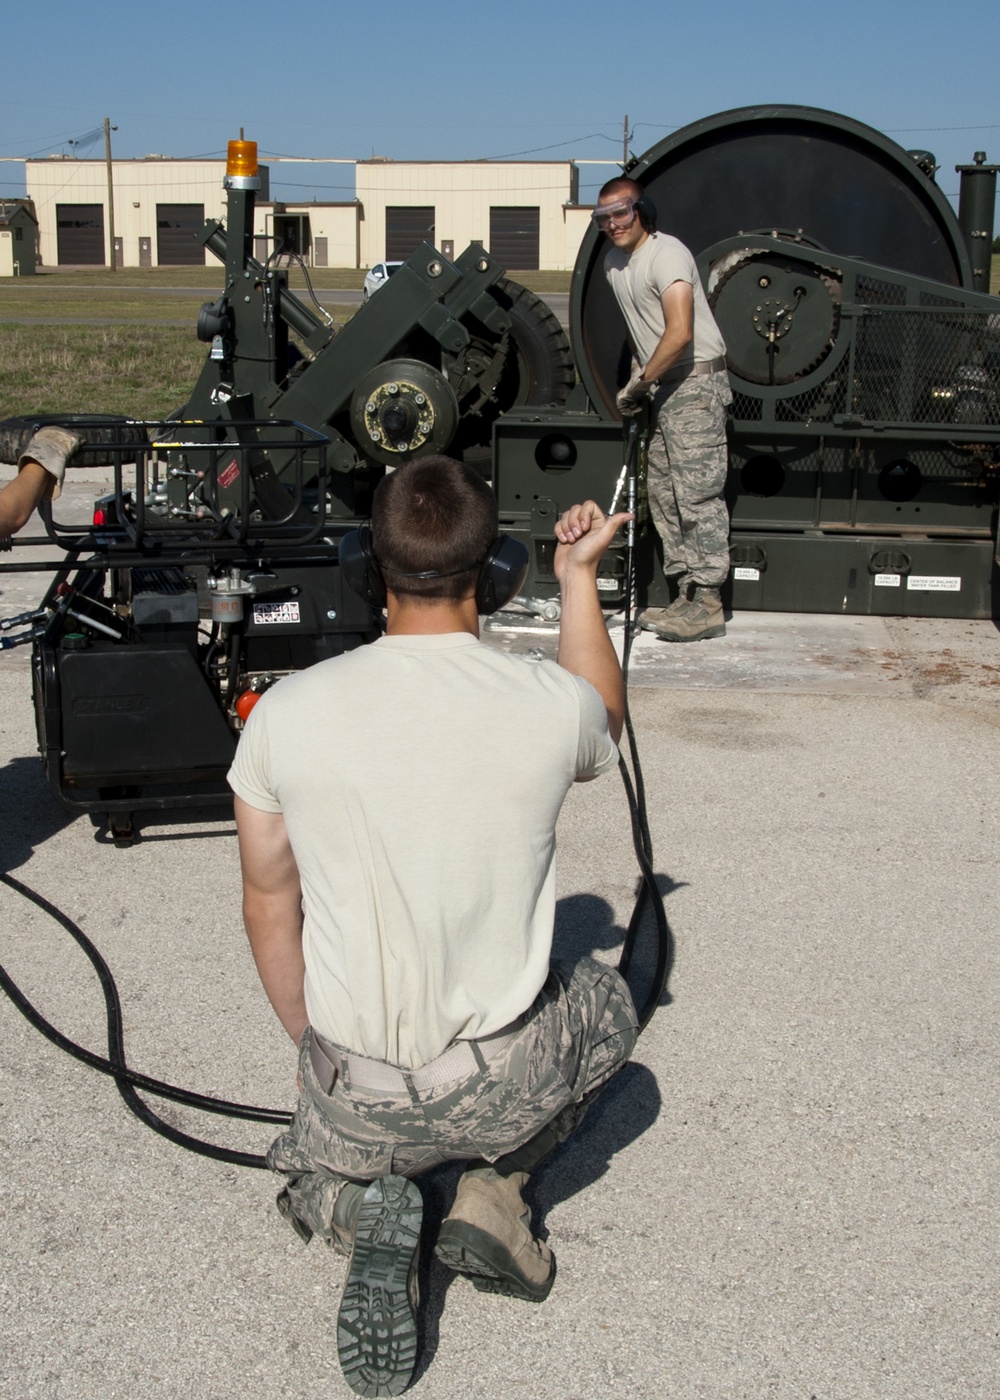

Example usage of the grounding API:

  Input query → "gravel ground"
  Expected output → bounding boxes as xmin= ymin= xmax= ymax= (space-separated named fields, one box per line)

xmin=1 ymin=481 xmax=998 ymax=1399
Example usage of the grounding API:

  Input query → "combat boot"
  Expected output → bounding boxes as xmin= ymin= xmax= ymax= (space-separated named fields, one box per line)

xmin=638 ymin=577 xmax=691 ymax=635
xmin=652 ymin=585 xmax=726 ymax=642
xmin=434 ymin=1165 xmax=555 ymax=1303
xmin=331 ymin=1180 xmax=368 ymax=1256
xmin=337 ymin=1175 xmax=423 ymax=1397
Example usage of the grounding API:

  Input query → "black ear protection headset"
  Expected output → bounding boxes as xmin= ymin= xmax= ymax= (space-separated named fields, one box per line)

xmin=339 ymin=524 xmax=529 ymax=615
xmin=634 ymin=191 xmax=657 ymax=231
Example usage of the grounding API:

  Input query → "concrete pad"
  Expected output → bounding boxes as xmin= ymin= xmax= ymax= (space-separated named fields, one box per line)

xmin=488 ymin=608 xmax=928 ymax=694
xmin=1 ymin=482 xmax=999 ymax=1398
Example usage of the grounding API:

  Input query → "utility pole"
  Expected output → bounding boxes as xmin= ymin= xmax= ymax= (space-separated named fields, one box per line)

xmin=623 ymin=114 xmax=629 ymax=168
xmin=104 ymin=117 xmax=118 ymax=272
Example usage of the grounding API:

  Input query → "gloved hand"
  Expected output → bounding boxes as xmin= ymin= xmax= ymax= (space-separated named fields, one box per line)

xmin=615 ymin=372 xmax=654 ymax=416
xmin=17 ymin=426 xmax=83 ymax=499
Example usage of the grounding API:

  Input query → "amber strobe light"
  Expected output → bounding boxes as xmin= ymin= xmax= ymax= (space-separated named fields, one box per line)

xmin=227 ymin=140 xmax=258 ymax=179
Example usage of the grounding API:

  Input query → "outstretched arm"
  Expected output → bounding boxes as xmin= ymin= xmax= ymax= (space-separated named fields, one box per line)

xmin=234 ymin=796 xmax=308 ymax=1044
xmin=554 ymin=500 xmax=633 ymax=744
xmin=0 ymin=462 xmax=53 ymax=536
xmin=0 ymin=426 xmax=82 ymax=537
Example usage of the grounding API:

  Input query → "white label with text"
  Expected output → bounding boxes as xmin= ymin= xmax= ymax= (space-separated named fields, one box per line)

xmin=906 ymin=575 xmax=961 ymax=592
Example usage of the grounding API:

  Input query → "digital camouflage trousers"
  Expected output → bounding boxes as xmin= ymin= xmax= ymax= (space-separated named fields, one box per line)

xmin=267 ymin=955 xmax=638 ymax=1244
xmin=647 ymin=369 xmax=733 ymax=589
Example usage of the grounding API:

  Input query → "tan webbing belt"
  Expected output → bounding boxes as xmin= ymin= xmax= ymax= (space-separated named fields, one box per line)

xmin=309 ymin=1014 xmax=527 ymax=1095
xmin=658 ymin=355 xmax=727 ymax=385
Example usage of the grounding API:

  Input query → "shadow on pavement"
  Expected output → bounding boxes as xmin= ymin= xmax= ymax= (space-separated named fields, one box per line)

xmin=0 ymin=755 xmax=71 ymax=873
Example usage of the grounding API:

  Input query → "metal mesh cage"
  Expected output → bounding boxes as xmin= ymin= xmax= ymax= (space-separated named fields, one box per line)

xmin=852 ymin=306 xmax=1000 ymax=426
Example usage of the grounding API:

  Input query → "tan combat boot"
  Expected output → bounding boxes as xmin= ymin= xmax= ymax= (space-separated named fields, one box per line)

xmin=434 ymin=1166 xmax=555 ymax=1302
xmin=652 ymin=585 xmax=726 ymax=642
xmin=337 ymin=1175 xmax=423 ymax=1397
xmin=638 ymin=578 xmax=691 ymax=635
xmin=331 ymin=1180 xmax=368 ymax=1256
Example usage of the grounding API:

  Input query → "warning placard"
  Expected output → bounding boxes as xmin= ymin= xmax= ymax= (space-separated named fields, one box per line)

xmin=252 ymin=601 xmax=301 ymax=625
xmin=906 ymin=576 xmax=961 ymax=593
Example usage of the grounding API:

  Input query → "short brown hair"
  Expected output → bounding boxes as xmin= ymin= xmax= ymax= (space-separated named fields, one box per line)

xmin=372 ymin=455 xmax=497 ymax=601
xmin=598 ymin=176 xmax=642 ymax=204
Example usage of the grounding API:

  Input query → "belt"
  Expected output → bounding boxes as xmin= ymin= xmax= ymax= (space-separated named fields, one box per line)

xmin=309 ymin=1012 xmax=528 ymax=1095
xmin=657 ymin=355 xmax=727 ymax=385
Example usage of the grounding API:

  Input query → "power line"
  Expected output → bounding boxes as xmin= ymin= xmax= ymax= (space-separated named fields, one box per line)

xmin=476 ymin=133 xmax=621 ymax=160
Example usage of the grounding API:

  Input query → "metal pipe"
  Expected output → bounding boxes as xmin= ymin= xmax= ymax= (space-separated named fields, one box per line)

xmin=104 ymin=118 xmax=118 ymax=273
xmin=956 ymin=152 xmax=999 ymax=294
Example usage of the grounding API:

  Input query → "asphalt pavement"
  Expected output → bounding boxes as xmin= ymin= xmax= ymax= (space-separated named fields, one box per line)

xmin=0 ymin=287 xmax=571 ymax=329
xmin=1 ymin=479 xmax=998 ymax=1399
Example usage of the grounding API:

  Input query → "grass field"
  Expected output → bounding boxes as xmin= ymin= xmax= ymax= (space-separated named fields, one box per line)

xmin=0 ymin=259 xmax=995 ymax=421
xmin=0 ymin=287 xmax=358 ymax=324
xmin=0 ymin=264 xmax=570 ymax=420
xmin=0 ymin=325 xmax=210 ymax=421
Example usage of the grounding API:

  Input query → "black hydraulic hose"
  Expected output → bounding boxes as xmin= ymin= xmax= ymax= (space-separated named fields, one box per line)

xmin=613 ymin=417 xmax=674 ymax=1030
xmin=0 ymin=872 xmax=287 ymax=1168
xmin=1 ymin=701 xmax=671 ymax=1165
xmin=0 ymin=424 xmax=672 ymax=1160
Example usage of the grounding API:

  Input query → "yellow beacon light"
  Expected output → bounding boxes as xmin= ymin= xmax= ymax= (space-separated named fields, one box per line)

xmin=227 ymin=140 xmax=258 ymax=179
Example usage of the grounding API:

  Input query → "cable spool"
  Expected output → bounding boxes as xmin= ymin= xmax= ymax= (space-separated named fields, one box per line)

xmin=572 ymin=104 xmax=975 ymax=419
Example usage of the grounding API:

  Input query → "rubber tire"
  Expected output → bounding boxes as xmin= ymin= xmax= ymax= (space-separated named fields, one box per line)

xmin=0 ymin=413 xmax=140 ymax=467
xmin=489 ymin=276 xmax=575 ymax=409
xmin=450 ymin=277 xmax=575 ymax=469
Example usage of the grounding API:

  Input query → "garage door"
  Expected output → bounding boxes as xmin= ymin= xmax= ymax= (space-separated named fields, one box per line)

xmin=385 ymin=207 xmax=435 ymax=261
xmin=156 ymin=204 xmax=205 ymax=265
xmin=56 ymin=205 xmax=104 ymax=265
xmin=489 ymin=207 xmax=540 ymax=271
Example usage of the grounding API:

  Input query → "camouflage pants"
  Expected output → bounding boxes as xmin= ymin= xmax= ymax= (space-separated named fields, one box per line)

xmin=268 ymin=955 xmax=638 ymax=1244
xmin=647 ymin=369 xmax=732 ymax=588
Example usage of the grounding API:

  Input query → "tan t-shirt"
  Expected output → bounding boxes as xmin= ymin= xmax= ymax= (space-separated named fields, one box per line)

xmin=604 ymin=231 xmax=726 ymax=370
xmin=229 ymin=633 xmax=617 ymax=1068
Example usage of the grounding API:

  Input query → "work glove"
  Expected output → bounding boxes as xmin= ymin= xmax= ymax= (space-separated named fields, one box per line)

xmin=616 ymin=372 xmax=655 ymax=416
xmin=17 ymin=426 xmax=83 ymax=499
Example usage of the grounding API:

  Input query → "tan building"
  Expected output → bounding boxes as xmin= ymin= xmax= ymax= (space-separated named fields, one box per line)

xmin=25 ymin=155 xmax=589 ymax=272
xmin=0 ymin=200 xmax=38 ymax=276
xmin=25 ymin=156 xmax=244 ymax=268
xmin=357 ymin=160 xmax=581 ymax=271
xmin=252 ymin=202 xmax=359 ymax=268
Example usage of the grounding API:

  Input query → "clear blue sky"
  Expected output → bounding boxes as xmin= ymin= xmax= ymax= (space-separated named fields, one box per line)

xmin=1 ymin=0 xmax=997 ymax=211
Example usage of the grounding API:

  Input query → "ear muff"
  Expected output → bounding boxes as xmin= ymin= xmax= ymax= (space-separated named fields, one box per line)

xmin=635 ymin=193 xmax=657 ymax=231
xmin=339 ymin=526 xmax=528 ymax=616
xmin=339 ymin=524 xmax=386 ymax=608
xmin=476 ymin=535 xmax=528 ymax=615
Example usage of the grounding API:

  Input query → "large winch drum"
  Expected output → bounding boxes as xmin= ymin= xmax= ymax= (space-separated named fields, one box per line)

xmin=570 ymin=105 xmax=976 ymax=419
